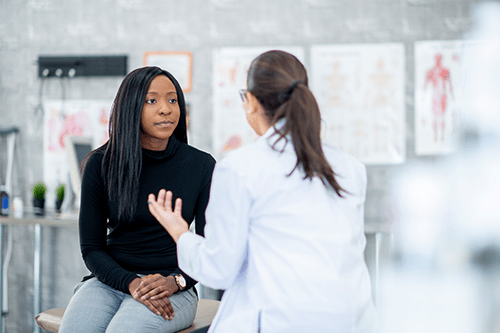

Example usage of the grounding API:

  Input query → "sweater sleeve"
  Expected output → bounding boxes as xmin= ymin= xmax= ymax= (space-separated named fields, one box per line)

xmin=79 ymin=152 xmax=139 ymax=293
xmin=193 ymin=154 xmax=216 ymax=237
xmin=171 ymin=154 xmax=216 ymax=290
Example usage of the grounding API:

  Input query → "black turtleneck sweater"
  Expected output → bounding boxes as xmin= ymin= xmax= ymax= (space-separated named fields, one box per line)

xmin=79 ymin=136 xmax=216 ymax=294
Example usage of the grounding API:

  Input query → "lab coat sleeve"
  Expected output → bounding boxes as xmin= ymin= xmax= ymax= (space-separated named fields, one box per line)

xmin=177 ymin=159 xmax=252 ymax=290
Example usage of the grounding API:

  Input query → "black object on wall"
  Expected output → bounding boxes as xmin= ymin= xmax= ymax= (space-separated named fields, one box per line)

xmin=38 ymin=55 xmax=128 ymax=78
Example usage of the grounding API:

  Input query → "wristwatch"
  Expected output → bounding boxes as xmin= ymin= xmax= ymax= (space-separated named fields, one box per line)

xmin=174 ymin=274 xmax=186 ymax=291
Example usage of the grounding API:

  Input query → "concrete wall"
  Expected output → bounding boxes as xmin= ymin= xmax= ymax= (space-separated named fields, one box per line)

xmin=0 ymin=0 xmax=482 ymax=331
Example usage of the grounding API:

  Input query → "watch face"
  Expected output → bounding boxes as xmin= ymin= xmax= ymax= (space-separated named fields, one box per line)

xmin=179 ymin=275 xmax=186 ymax=287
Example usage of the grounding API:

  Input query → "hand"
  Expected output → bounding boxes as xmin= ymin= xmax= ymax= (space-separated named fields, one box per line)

xmin=129 ymin=276 xmax=176 ymax=320
xmin=148 ymin=190 xmax=189 ymax=243
xmin=142 ymin=296 xmax=175 ymax=321
xmin=128 ymin=277 xmax=142 ymax=295
xmin=133 ymin=274 xmax=178 ymax=301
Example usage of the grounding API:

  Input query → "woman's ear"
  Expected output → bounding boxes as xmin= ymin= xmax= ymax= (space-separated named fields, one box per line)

xmin=246 ymin=92 xmax=264 ymax=115
xmin=244 ymin=92 xmax=271 ymax=136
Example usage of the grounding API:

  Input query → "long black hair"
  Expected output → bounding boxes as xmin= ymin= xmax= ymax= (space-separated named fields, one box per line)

xmin=247 ymin=50 xmax=345 ymax=197
xmin=101 ymin=66 xmax=188 ymax=220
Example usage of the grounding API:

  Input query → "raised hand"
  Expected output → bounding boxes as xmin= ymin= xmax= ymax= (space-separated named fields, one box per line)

xmin=148 ymin=189 xmax=189 ymax=243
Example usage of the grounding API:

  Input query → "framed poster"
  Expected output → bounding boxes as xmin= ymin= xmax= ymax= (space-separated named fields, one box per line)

xmin=212 ymin=46 xmax=305 ymax=159
xmin=143 ymin=51 xmax=193 ymax=93
xmin=414 ymin=40 xmax=475 ymax=155
xmin=44 ymin=100 xmax=111 ymax=207
xmin=310 ymin=43 xmax=406 ymax=165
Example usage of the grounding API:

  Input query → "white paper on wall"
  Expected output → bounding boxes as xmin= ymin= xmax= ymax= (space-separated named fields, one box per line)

xmin=414 ymin=40 xmax=478 ymax=155
xmin=212 ymin=46 xmax=305 ymax=159
xmin=43 ymin=100 xmax=112 ymax=207
xmin=310 ymin=43 xmax=406 ymax=165
xmin=143 ymin=51 xmax=193 ymax=93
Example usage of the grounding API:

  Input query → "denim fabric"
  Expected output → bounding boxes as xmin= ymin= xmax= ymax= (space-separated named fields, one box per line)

xmin=59 ymin=277 xmax=198 ymax=333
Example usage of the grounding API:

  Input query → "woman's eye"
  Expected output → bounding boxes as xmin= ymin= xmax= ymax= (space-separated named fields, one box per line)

xmin=169 ymin=98 xmax=177 ymax=104
xmin=146 ymin=99 xmax=156 ymax=104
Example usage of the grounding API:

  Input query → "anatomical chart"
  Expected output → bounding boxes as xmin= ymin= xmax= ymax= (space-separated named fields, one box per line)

xmin=212 ymin=46 xmax=305 ymax=159
xmin=43 ymin=100 xmax=111 ymax=205
xmin=310 ymin=43 xmax=406 ymax=164
xmin=414 ymin=40 xmax=474 ymax=155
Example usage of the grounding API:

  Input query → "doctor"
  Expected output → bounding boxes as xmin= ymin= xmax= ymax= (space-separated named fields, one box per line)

xmin=144 ymin=50 xmax=378 ymax=333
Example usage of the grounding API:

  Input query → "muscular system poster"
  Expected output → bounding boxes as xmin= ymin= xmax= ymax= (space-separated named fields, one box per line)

xmin=414 ymin=40 xmax=474 ymax=155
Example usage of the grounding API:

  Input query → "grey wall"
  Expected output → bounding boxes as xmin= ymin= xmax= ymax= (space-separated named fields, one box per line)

xmin=0 ymin=0 xmax=482 ymax=332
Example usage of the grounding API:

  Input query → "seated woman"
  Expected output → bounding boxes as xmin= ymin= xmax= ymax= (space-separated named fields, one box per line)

xmin=146 ymin=51 xmax=378 ymax=333
xmin=59 ymin=66 xmax=216 ymax=333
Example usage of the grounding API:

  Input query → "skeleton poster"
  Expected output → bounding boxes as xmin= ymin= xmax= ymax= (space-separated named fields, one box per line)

xmin=310 ymin=43 xmax=406 ymax=165
xmin=414 ymin=40 xmax=473 ymax=155
xmin=212 ymin=47 xmax=305 ymax=159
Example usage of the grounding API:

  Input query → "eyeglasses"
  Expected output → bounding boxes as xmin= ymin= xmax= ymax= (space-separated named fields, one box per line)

xmin=239 ymin=89 xmax=247 ymax=102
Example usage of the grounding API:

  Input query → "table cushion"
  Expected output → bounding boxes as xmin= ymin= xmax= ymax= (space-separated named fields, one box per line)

xmin=35 ymin=307 xmax=66 ymax=332
xmin=35 ymin=299 xmax=220 ymax=333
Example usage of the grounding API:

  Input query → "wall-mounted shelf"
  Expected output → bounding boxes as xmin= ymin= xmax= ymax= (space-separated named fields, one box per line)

xmin=38 ymin=55 xmax=128 ymax=78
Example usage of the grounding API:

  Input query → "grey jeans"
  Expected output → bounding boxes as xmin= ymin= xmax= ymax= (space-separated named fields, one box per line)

xmin=59 ymin=277 xmax=198 ymax=333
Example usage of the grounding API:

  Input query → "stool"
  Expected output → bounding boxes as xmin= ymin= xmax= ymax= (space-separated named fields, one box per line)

xmin=35 ymin=298 xmax=220 ymax=333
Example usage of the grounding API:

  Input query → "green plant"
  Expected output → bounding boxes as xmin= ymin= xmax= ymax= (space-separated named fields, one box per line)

xmin=32 ymin=182 xmax=47 ymax=200
xmin=56 ymin=184 xmax=65 ymax=202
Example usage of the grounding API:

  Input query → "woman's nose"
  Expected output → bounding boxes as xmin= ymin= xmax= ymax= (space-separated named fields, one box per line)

xmin=158 ymin=102 xmax=171 ymax=115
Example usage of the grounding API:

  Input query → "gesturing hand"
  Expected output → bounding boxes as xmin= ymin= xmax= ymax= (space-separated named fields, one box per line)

xmin=148 ymin=190 xmax=189 ymax=243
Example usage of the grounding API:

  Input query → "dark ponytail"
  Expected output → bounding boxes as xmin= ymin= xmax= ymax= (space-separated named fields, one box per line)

xmin=247 ymin=50 xmax=346 ymax=197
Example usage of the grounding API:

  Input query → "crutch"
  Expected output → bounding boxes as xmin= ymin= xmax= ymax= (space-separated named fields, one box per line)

xmin=0 ymin=127 xmax=19 ymax=333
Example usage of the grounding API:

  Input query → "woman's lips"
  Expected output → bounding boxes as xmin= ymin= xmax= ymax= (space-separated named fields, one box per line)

xmin=155 ymin=121 xmax=174 ymax=127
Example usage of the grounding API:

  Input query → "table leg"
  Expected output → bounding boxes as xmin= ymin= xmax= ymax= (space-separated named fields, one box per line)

xmin=33 ymin=224 xmax=41 ymax=333
xmin=374 ymin=231 xmax=382 ymax=307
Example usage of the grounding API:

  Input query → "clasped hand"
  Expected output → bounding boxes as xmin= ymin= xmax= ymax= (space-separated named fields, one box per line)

xmin=148 ymin=189 xmax=189 ymax=243
xmin=129 ymin=274 xmax=178 ymax=320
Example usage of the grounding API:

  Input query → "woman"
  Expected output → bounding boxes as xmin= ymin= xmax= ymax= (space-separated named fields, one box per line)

xmin=146 ymin=51 xmax=377 ymax=332
xmin=59 ymin=66 xmax=216 ymax=333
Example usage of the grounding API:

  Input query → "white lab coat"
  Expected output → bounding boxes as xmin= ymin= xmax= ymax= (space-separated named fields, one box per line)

xmin=177 ymin=125 xmax=378 ymax=333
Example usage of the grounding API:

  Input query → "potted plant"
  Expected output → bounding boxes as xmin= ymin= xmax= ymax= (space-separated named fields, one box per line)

xmin=55 ymin=184 xmax=65 ymax=213
xmin=32 ymin=182 xmax=46 ymax=216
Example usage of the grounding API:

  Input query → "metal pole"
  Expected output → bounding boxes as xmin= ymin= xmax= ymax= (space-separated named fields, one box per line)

xmin=374 ymin=231 xmax=382 ymax=307
xmin=2 ymin=226 xmax=12 ymax=315
xmin=0 ymin=224 xmax=4 ymax=333
xmin=33 ymin=224 xmax=41 ymax=333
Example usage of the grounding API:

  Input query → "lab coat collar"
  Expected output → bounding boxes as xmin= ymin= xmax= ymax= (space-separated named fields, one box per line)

xmin=260 ymin=118 xmax=292 ymax=153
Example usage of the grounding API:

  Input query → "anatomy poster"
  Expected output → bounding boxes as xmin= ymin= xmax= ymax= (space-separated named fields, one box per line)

xmin=415 ymin=40 xmax=474 ymax=155
xmin=310 ymin=43 xmax=406 ymax=164
xmin=43 ymin=100 xmax=111 ymax=205
xmin=212 ymin=46 xmax=305 ymax=159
